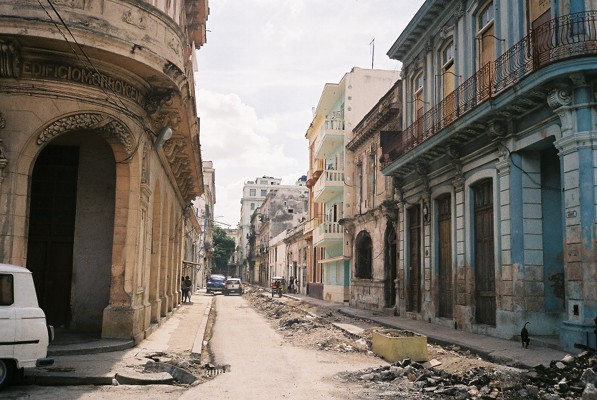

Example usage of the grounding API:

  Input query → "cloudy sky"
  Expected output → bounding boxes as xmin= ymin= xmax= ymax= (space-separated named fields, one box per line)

xmin=195 ymin=0 xmax=425 ymax=227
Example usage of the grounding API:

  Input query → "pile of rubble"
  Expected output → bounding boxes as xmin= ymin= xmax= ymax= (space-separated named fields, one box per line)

xmin=344 ymin=351 xmax=596 ymax=399
xmin=246 ymin=289 xmax=372 ymax=353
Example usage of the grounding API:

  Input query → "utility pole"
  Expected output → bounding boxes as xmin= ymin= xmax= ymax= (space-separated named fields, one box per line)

xmin=370 ymin=38 xmax=375 ymax=69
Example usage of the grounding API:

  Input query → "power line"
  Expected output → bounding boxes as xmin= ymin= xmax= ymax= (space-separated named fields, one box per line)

xmin=37 ymin=0 xmax=155 ymax=163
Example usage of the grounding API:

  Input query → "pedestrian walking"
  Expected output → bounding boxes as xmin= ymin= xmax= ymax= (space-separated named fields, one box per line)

xmin=184 ymin=276 xmax=193 ymax=302
xmin=181 ymin=277 xmax=188 ymax=303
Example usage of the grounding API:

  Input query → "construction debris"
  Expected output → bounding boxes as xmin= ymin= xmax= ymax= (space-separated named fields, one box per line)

xmin=246 ymin=288 xmax=595 ymax=399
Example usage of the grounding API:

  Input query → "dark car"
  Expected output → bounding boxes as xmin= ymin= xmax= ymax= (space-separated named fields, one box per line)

xmin=206 ymin=274 xmax=226 ymax=294
xmin=223 ymin=278 xmax=244 ymax=296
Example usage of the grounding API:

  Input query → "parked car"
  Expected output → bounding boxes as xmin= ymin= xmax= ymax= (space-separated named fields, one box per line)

xmin=0 ymin=264 xmax=54 ymax=389
xmin=223 ymin=278 xmax=244 ymax=296
xmin=206 ymin=274 xmax=227 ymax=294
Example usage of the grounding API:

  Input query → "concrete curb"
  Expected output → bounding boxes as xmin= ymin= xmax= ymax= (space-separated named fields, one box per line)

xmin=115 ymin=370 xmax=174 ymax=385
xmin=191 ymin=296 xmax=213 ymax=360
xmin=48 ymin=339 xmax=135 ymax=357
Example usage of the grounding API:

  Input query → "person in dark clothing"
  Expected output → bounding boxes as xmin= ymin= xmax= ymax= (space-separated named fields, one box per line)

xmin=184 ymin=276 xmax=193 ymax=302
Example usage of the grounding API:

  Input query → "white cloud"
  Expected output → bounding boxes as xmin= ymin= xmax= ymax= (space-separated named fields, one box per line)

xmin=196 ymin=0 xmax=425 ymax=226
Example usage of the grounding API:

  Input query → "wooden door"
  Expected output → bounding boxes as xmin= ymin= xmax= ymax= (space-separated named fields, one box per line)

xmin=415 ymin=90 xmax=424 ymax=142
xmin=27 ymin=146 xmax=79 ymax=328
xmin=438 ymin=195 xmax=453 ymax=318
xmin=408 ymin=206 xmax=421 ymax=313
xmin=474 ymin=180 xmax=496 ymax=325
xmin=443 ymin=62 xmax=456 ymax=124
xmin=530 ymin=4 xmax=551 ymax=68
xmin=384 ymin=223 xmax=397 ymax=308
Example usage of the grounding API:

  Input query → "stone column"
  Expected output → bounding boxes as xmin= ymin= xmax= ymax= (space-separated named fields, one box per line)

xmin=495 ymin=153 xmax=514 ymax=322
xmin=452 ymin=158 xmax=468 ymax=328
xmin=549 ymin=78 xmax=597 ymax=352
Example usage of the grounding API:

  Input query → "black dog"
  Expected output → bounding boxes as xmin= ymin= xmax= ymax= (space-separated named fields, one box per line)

xmin=521 ymin=322 xmax=530 ymax=348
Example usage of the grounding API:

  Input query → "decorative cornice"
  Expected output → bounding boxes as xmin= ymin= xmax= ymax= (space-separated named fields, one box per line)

xmin=487 ymin=120 xmax=508 ymax=139
xmin=554 ymin=132 xmax=597 ymax=155
xmin=144 ymin=89 xmax=174 ymax=116
xmin=547 ymin=88 xmax=574 ymax=136
xmin=37 ymin=113 xmax=133 ymax=155
xmin=547 ymin=88 xmax=572 ymax=110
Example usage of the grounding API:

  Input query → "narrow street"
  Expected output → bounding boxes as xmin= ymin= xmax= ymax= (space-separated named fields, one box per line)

xmin=180 ymin=291 xmax=385 ymax=400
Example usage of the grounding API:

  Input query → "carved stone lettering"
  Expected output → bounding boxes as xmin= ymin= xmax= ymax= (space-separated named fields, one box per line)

xmin=21 ymin=61 xmax=146 ymax=107
xmin=0 ymin=38 xmax=21 ymax=78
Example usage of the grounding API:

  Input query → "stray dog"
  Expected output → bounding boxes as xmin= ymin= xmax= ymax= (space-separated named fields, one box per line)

xmin=521 ymin=322 xmax=530 ymax=348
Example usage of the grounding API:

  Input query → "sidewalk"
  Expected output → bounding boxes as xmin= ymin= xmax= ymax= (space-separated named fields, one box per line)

xmin=24 ymin=288 xmax=572 ymax=386
xmin=24 ymin=291 xmax=213 ymax=386
xmin=283 ymin=292 xmax=571 ymax=369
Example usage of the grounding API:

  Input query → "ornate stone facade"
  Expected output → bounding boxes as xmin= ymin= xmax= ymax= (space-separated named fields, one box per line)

xmin=0 ymin=0 xmax=208 ymax=343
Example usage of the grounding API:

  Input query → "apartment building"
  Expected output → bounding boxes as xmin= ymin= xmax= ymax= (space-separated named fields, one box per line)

xmin=305 ymin=67 xmax=399 ymax=302
xmin=345 ymin=80 xmax=402 ymax=311
xmin=381 ymin=0 xmax=596 ymax=352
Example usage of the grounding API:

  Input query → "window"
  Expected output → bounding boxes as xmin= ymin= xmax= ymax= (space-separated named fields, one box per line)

xmin=355 ymin=231 xmax=373 ymax=279
xmin=261 ymin=189 xmax=267 ymax=196
xmin=413 ymin=72 xmax=425 ymax=136
xmin=477 ymin=1 xmax=496 ymax=88
xmin=442 ymin=42 xmax=454 ymax=68
xmin=415 ymin=74 xmax=424 ymax=93
xmin=479 ymin=2 xmax=494 ymax=30
xmin=357 ymin=161 xmax=363 ymax=209
xmin=250 ymin=189 xmax=256 ymax=196
xmin=369 ymin=152 xmax=376 ymax=202
xmin=259 ymin=180 xmax=267 ymax=185
xmin=442 ymin=40 xmax=457 ymax=120
xmin=0 ymin=274 xmax=14 ymax=306
xmin=250 ymin=203 xmax=255 ymax=210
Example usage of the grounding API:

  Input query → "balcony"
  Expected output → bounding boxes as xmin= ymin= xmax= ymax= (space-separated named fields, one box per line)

xmin=381 ymin=11 xmax=597 ymax=169
xmin=303 ymin=217 xmax=320 ymax=235
xmin=313 ymin=221 xmax=343 ymax=248
xmin=313 ymin=170 xmax=344 ymax=203
xmin=314 ymin=118 xmax=345 ymax=159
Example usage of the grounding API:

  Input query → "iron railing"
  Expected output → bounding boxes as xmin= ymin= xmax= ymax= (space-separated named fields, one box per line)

xmin=382 ymin=11 xmax=597 ymax=168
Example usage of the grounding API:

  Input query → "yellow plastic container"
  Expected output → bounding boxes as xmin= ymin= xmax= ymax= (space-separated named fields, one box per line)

xmin=371 ymin=329 xmax=429 ymax=362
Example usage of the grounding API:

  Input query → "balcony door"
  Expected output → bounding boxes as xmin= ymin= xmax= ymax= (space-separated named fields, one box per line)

xmin=437 ymin=195 xmax=453 ymax=318
xmin=474 ymin=179 xmax=496 ymax=326
xmin=407 ymin=206 xmax=421 ymax=313
xmin=529 ymin=1 xmax=551 ymax=67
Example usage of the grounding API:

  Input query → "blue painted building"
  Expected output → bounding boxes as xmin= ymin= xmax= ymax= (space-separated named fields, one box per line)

xmin=381 ymin=0 xmax=596 ymax=352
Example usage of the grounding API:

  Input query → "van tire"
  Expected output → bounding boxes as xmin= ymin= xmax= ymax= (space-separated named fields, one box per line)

xmin=0 ymin=359 xmax=15 ymax=389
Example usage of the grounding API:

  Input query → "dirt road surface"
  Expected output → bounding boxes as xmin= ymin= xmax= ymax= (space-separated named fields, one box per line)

xmin=180 ymin=293 xmax=387 ymax=400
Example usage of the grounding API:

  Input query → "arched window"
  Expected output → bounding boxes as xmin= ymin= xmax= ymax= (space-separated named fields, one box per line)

xmin=355 ymin=231 xmax=373 ymax=279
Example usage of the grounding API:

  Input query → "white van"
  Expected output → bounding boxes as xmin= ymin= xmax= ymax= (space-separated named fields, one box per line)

xmin=0 ymin=264 xmax=54 ymax=388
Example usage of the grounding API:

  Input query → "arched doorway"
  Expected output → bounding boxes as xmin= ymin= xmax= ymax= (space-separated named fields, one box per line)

xmin=27 ymin=131 xmax=115 ymax=334
xmin=384 ymin=222 xmax=397 ymax=308
xmin=355 ymin=231 xmax=372 ymax=279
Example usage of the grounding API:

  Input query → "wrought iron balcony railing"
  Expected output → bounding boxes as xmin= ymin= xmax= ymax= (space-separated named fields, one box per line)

xmin=382 ymin=11 xmax=597 ymax=168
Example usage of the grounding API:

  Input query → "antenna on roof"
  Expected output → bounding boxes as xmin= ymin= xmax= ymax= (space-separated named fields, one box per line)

xmin=370 ymin=38 xmax=375 ymax=69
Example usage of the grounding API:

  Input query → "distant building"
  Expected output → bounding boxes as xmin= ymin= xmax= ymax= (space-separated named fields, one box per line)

xmin=249 ymin=183 xmax=309 ymax=285
xmin=192 ymin=160 xmax=216 ymax=287
xmin=284 ymin=221 xmax=309 ymax=294
xmin=238 ymin=175 xmax=306 ymax=281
